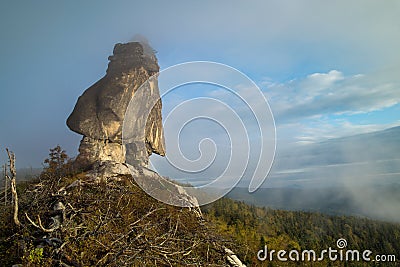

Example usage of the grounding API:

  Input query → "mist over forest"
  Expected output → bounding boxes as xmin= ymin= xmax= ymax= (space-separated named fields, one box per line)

xmin=230 ymin=126 xmax=400 ymax=222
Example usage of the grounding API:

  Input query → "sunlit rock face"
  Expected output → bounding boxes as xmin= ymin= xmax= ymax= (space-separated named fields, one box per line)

xmin=67 ymin=42 xmax=165 ymax=169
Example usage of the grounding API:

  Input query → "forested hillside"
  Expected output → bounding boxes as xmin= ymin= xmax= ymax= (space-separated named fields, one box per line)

xmin=203 ymin=197 xmax=400 ymax=266
xmin=1 ymin=147 xmax=399 ymax=266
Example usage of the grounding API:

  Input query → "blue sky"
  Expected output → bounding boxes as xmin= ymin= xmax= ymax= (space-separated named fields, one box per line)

xmin=0 ymin=0 xmax=399 ymax=182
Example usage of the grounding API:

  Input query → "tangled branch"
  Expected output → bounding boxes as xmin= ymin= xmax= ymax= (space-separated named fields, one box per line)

xmin=25 ymin=213 xmax=59 ymax=233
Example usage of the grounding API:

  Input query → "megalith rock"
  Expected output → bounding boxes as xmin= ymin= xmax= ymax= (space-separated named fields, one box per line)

xmin=67 ymin=42 xmax=165 ymax=170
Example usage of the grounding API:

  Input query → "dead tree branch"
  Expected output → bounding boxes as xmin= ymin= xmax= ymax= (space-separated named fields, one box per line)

xmin=25 ymin=213 xmax=59 ymax=233
xmin=3 ymin=164 xmax=7 ymax=205
xmin=6 ymin=148 xmax=20 ymax=226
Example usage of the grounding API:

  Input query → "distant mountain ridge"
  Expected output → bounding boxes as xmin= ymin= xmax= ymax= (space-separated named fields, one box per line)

xmin=227 ymin=184 xmax=400 ymax=222
xmin=231 ymin=126 xmax=400 ymax=222
xmin=274 ymin=125 xmax=400 ymax=171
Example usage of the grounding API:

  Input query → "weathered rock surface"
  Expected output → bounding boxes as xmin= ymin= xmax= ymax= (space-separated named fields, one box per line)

xmin=67 ymin=42 xmax=165 ymax=169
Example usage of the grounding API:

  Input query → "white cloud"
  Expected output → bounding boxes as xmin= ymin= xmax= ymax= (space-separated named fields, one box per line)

xmin=285 ymin=120 xmax=400 ymax=144
xmin=264 ymin=70 xmax=400 ymax=122
xmin=302 ymin=70 xmax=344 ymax=94
xmin=161 ymin=69 xmax=400 ymax=147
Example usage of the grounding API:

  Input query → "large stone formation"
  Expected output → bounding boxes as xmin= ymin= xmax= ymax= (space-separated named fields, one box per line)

xmin=67 ymin=42 xmax=165 ymax=170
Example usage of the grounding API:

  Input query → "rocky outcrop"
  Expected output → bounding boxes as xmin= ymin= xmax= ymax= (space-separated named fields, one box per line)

xmin=67 ymin=42 xmax=165 ymax=169
xmin=43 ymin=39 xmax=250 ymax=267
